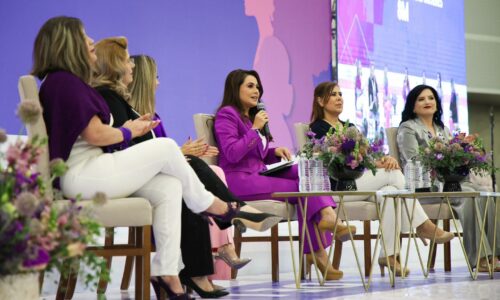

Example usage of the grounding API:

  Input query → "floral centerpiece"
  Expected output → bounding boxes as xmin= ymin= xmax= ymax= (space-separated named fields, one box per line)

xmin=302 ymin=121 xmax=385 ymax=190
xmin=418 ymin=132 xmax=492 ymax=191
xmin=0 ymin=101 xmax=107 ymax=298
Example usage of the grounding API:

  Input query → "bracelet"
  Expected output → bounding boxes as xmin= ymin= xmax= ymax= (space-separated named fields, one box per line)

xmin=118 ymin=127 xmax=132 ymax=146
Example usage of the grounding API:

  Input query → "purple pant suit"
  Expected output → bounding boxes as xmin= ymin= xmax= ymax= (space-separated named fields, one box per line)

xmin=214 ymin=106 xmax=336 ymax=253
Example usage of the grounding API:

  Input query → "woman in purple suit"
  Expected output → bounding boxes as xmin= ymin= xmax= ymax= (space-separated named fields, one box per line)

xmin=214 ymin=69 xmax=353 ymax=280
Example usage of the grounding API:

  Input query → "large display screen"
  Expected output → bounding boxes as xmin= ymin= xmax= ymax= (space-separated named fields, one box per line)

xmin=336 ymin=0 xmax=467 ymax=141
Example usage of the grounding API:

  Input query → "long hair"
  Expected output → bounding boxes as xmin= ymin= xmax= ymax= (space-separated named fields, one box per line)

xmin=129 ymin=55 xmax=157 ymax=115
xmin=217 ymin=69 xmax=272 ymax=139
xmin=92 ymin=37 xmax=131 ymax=100
xmin=310 ymin=81 xmax=339 ymax=123
xmin=31 ymin=16 xmax=92 ymax=83
xmin=400 ymin=84 xmax=444 ymax=128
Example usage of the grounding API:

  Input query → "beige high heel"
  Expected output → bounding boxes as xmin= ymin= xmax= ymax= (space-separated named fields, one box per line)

xmin=305 ymin=254 xmax=343 ymax=280
xmin=378 ymin=256 xmax=410 ymax=277
xmin=317 ymin=220 xmax=357 ymax=242
xmin=416 ymin=225 xmax=454 ymax=246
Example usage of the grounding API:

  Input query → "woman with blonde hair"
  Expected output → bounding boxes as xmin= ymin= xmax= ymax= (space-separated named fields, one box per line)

xmin=93 ymin=41 xmax=274 ymax=298
xmin=33 ymin=18 xmax=277 ymax=300
xmin=129 ymin=55 xmax=245 ymax=281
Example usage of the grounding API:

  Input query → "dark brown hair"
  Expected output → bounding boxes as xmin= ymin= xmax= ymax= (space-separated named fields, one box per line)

xmin=310 ymin=81 xmax=339 ymax=123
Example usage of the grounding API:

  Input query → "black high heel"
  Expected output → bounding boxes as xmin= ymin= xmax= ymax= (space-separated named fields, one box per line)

xmin=180 ymin=275 xmax=229 ymax=298
xmin=205 ymin=202 xmax=282 ymax=233
xmin=152 ymin=276 xmax=193 ymax=300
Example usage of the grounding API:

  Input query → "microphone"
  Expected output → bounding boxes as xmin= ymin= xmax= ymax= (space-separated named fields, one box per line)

xmin=256 ymin=102 xmax=271 ymax=139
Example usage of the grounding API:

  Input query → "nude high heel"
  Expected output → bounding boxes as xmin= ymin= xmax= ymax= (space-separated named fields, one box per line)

xmin=416 ymin=225 xmax=454 ymax=246
xmin=378 ymin=256 xmax=410 ymax=277
xmin=305 ymin=254 xmax=343 ymax=280
xmin=317 ymin=220 xmax=356 ymax=242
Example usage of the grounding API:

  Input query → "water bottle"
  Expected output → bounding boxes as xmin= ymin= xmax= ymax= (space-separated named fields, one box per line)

xmin=299 ymin=154 xmax=311 ymax=192
xmin=322 ymin=161 xmax=331 ymax=191
xmin=404 ymin=160 xmax=416 ymax=192
xmin=310 ymin=154 xmax=321 ymax=191
xmin=414 ymin=161 xmax=423 ymax=190
xmin=421 ymin=165 xmax=432 ymax=191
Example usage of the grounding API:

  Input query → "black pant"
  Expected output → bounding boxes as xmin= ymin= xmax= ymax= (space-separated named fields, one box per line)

xmin=179 ymin=155 xmax=244 ymax=277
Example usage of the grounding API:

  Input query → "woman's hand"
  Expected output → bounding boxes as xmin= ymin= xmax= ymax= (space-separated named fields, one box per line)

xmin=202 ymin=145 xmax=219 ymax=157
xmin=123 ymin=118 xmax=159 ymax=138
xmin=251 ymin=110 xmax=269 ymax=130
xmin=376 ymin=156 xmax=400 ymax=171
xmin=275 ymin=147 xmax=292 ymax=161
xmin=181 ymin=137 xmax=208 ymax=156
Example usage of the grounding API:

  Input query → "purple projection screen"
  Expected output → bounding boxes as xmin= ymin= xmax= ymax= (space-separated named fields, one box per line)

xmin=0 ymin=0 xmax=332 ymax=150
xmin=336 ymin=0 xmax=467 ymax=140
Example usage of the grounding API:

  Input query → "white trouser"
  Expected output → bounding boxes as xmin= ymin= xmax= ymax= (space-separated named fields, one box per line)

xmin=343 ymin=169 xmax=428 ymax=257
xmin=61 ymin=138 xmax=214 ymax=275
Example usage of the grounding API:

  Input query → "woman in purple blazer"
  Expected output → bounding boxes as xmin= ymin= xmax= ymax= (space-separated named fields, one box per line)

xmin=214 ymin=69 xmax=354 ymax=280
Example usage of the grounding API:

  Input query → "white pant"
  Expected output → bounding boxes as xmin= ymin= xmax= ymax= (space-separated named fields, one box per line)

xmin=61 ymin=138 xmax=214 ymax=275
xmin=343 ymin=169 xmax=428 ymax=257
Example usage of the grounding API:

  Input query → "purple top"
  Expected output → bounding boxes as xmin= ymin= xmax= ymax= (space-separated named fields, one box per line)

xmin=39 ymin=71 xmax=111 ymax=161
xmin=152 ymin=113 xmax=167 ymax=138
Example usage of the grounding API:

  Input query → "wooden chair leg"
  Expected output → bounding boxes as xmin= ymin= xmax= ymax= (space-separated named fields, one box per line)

xmin=135 ymin=226 xmax=151 ymax=300
xmin=39 ymin=271 xmax=45 ymax=294
xmin=121 ymin=227 xmax=136 ymax=290
xmin=428 ymin=219 xmax=438 ymax=271
xmin=65 ymin=259 xmax=80 ymax=299
xmin=363 ymin=221 xmax=372 ymax=276
xmin=443 ymin=219 xmax=451 ymax=271
xmin=271 ymin=225 xmax=280 ymax=282
xmin=231 ymin=227 xmax=243 ymax=279
xmin=332 ymin=241 xmax=343 ymax=270
xmin=97 ymin=228 xmax=114 ymax=294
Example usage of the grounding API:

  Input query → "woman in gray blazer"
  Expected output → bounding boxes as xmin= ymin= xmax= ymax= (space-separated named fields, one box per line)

xmin=397 ymin=84 xmax=500 ymax=271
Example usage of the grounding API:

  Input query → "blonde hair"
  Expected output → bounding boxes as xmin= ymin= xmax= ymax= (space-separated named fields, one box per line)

xmin=129 ymin=55 xmax=157 ymax=115
xmin=92 ymin=37 xmax=131 ymax=99
xmin=310 ymin=81 xmax=339 ymax=123
xmin=31 ymin=16 xmax=92 ymax=83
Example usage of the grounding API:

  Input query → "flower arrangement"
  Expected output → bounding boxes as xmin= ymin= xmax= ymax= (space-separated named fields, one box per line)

xmin=418 ymin=132 xmax=492 ymax=180
xmin=302 ymin=121 xmax=385 ymax=175
xmin=0 ymin=100 xmax=108 ymax=288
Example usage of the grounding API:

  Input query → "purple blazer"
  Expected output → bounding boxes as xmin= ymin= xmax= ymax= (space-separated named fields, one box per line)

xmin=214 ymin=106 xmax=281 ymax=196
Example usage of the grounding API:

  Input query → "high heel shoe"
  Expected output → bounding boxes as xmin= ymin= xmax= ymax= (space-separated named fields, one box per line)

xmin=213 ymin=244 xmax=252 ymax=269
xmin=305 ymin=254 xmax=343 ymax=280
xmin=378 ymin=256 xmax=410 ymax=277
xmin=151 ymin=276 xmax=193 ymax=300
xmin=416 ymin=226 xmax=454 ymax=246
xmin=180 ymin=275 xmax=229 ymax=298
xmin=317 ymin=220 xmax=356 ymax=242
xmin=206 ymin=202 xmax=282 ymax=233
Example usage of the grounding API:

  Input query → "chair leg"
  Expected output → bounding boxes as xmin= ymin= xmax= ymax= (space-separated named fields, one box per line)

xmin=332 ymin=241 xmax=343 ymax=270
xmin=39 ymin=271 xmax=44 ymax=294
xmin=65 ymin=259 xmax=80 ymax=299
xmin=231 ymin=228 xmax=243 ymax=279
xmin=135 ymin=226 xmax=151 ymax=300
xmin=363 ymin=221 xmax=372 ymax=276
xmin=56 ymin=258 xmax=79 ymax=300
xmin=443 ymin=219 xmax=451 ymax=271
xmin=428 ymin=219 xmax=438 ymax=271
xmin=271 ymin=225 xmax=280 ymax=282
xmin=97 ymin=228 xmax=115 ymax=294
xmin=121 ymin=227 xmax=136 ymax=290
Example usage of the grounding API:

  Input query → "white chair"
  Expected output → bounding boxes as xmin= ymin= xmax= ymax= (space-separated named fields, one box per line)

xmin=386 ymin=127 xmax=454 ymax=271
xmin=193 ymin=113 xmax=298 ymax=282
xmin=18 ymin=75 xmax=153 ymax=299
xmin=294 ymin=122 xmax=379 ymax=276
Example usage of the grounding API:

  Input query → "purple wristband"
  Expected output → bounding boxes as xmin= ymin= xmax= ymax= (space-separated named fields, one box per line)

xmin=119 ymin=127 xmax=132 ymax=146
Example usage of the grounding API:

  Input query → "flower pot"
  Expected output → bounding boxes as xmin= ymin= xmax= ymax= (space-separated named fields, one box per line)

xmin=436 ymin=166 xmax=470 ymax=192
xmin=329 ymin=164 xmax=364 ymax=191
xmin=0 ymin=273 xmax=39 ymax=300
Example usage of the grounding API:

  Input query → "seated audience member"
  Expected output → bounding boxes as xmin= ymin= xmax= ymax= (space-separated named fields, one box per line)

xmin=32 ymin=17 xmax=277 ymax=300
xmin=309 ymin=81 xmax=454 ymax=275
xmin=397 ymin=84 xmax=500 ymax=272
xmin=214 ymin=69 xmax=350 ymax=280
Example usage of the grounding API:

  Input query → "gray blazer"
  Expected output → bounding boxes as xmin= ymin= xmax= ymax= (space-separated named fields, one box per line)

xmin=397 ymin=118 xmax=451 ymax=168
